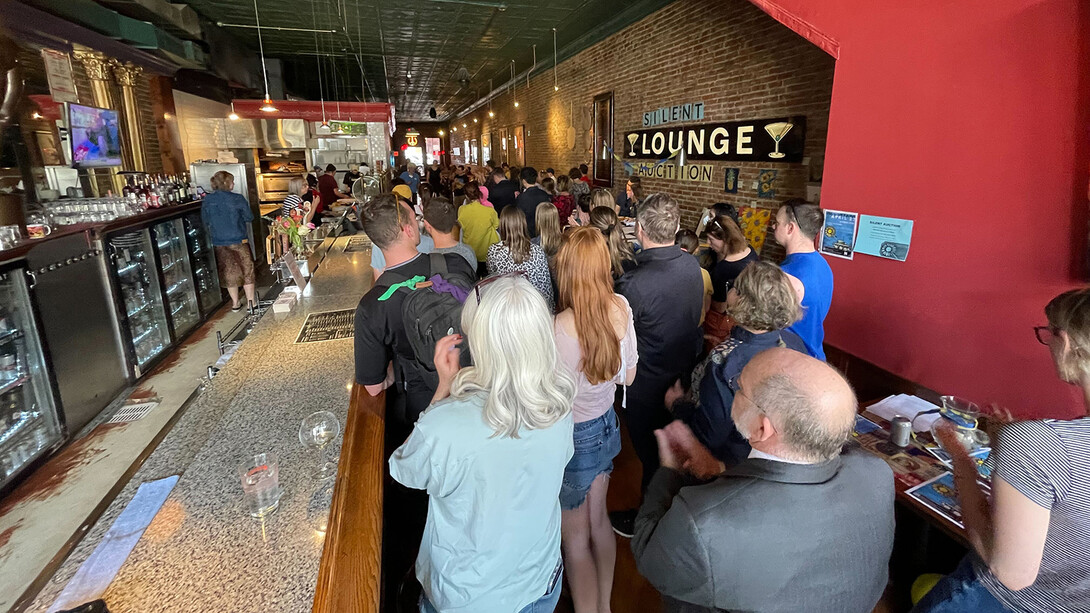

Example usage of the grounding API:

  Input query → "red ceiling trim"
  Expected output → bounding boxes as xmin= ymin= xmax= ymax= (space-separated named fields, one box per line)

xmin=746 ymin=0 xmax=840 ymax=59
xmin=231 ymin=99 xmax=395 ymax=124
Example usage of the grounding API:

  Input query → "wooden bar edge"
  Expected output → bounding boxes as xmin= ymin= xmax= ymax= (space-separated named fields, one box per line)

xmin=313 ymin=383 xmax=385 ymax=613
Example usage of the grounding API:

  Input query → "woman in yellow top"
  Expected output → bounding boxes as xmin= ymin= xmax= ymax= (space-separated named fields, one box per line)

xmin=457 ymin=181 xmax=499 ymax=277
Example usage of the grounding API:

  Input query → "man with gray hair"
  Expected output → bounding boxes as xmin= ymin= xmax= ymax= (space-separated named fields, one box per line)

xmin=610 ymin=192 xmax=705 ymax=537
xmin=633 ymin=348 xmax=895 ymax=613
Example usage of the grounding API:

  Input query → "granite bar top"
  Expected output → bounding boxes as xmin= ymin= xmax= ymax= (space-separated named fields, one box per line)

xmin=28 ymin=236 xmax=374 ymax=613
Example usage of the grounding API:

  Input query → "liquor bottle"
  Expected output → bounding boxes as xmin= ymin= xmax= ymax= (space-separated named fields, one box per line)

xmin=122 ymin=177 xmax=135 ymax=199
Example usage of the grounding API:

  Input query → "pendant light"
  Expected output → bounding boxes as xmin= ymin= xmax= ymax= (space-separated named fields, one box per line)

xmin=253 ymin=0 xmax=277 ymax=112
xmin=552 ymin=28 xmax=559 ymax=91
xmin=228 ymin=101 xmax=240 ymax=121
xmin=488 ymin=78 xmax=494 ymax=118
xmin=511 ymin=61 xmax=518 ymax=108
xmin=311 ymin=0 xmax=329 ymax=132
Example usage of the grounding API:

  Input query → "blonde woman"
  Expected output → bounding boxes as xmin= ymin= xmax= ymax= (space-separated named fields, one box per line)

xmin=915 ymin=288 xmax=1090 ymax=613
xmin=589 ymin=206 xmax=636 ymax=278
xmin=281 ymin=176 xmax=314 ymax=224
xmin=590 ymin=187 xmax=615 ymax=213
xmin=487 ymin=206 xmax=554 ymax=307
xmin=533 ymin=202 xmax=563 ymax=260
xmin=200 ymin=170 xmax=254 ymax=311
xmin=391 ymin=276 xmax=575 ymax=613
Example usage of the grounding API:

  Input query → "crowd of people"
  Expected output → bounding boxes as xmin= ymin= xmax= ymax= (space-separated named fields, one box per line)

xmin=350 ymin=159 xmax=1090 ymax=613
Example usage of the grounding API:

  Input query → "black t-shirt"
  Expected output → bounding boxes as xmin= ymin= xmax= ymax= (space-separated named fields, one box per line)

xmin=354 ymin=252 xmax=477 ymax=420
xmin=342 ymin=171 xmax=361 ymax=192
xmin=425 ymin=167 xmax=443 ymax=188
xmin=711 ymin=249 xmax=760 ymax=302
xmin=488 ymin=179 xmax=519 ymax=211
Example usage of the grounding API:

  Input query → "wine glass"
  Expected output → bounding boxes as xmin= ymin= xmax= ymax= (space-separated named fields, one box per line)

xmin=299 ymin=411 xmax=341 ymax=480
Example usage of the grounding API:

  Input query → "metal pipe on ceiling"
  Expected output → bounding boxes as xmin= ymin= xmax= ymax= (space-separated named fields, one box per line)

xmin=216 ymin=22 xmax=337 ymax=33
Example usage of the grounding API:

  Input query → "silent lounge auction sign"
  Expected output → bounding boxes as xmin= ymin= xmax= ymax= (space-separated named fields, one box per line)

xmin=622 ymin=116 xmax=806 ymax=163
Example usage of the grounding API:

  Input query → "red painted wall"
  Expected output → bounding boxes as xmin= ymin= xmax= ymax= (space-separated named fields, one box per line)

xmin=753 ymin=0 xmax=1090 ymax=417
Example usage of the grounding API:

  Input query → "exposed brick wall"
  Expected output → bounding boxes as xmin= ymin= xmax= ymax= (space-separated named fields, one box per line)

xmin=452 ymin=0 xmax=833 ymax=256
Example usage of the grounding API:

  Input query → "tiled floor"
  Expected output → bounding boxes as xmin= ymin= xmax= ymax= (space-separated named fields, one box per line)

xmin=0 ymin=305 xmax=248 ymax=613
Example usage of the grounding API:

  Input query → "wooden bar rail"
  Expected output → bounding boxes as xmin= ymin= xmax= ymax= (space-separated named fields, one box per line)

xmin=313 ymin=384 xmax=386 ymax=613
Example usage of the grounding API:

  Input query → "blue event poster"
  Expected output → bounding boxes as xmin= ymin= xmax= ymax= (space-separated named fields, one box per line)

xmin=819 ymin=209 xmax=858 ymax=260
xmin=855 ymin=214 xmax=914 ymax=261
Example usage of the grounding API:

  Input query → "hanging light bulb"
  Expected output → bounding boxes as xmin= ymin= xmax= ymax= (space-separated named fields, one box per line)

xmin=553 ymin=28 xmax=559 ymax=92
xmin=473 ymin=118 xmax=478 ymax=123
xmin=488 ymin=79 xmax=494 ymax=118
xmin=511 ymin=60 xmax=518 ymax=109
xmin=228 ymin=101 xmax=240 ymax=121
xmin=252 ymin=0 xmax=277 ymax=112
xmin=311 ymin=0 xmax=328 ymax=132
xmin=438 ymin=129 xmax=444 ymax=136
xmin=489 ymin=110 xmax=495 ymax=118
xmin=463 ymin=123 xmax=467 ymax=128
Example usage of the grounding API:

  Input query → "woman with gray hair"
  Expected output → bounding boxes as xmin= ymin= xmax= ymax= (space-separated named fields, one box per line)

xmin=667 ymin=260 xmax=808 ymax=466
xmin=390 ymin=275 xmax=576 ymax=613
xmin=200 ymin=170 xmax=254 ymax=311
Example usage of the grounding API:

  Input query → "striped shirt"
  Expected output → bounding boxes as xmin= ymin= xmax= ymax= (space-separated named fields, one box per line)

xmin=282 ymin=194 xmax=303 ymax=217
xmin=976 ymin=417 xmax=1090 ymax=612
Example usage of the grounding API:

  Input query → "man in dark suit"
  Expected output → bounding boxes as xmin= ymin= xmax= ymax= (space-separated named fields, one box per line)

xmin=633 ymin=348 xmax=895 ymax=613
xmin=514 ymin=166 xmax=552 ymax=237
xmin=486 ymin=168 xmax=518 ymax=212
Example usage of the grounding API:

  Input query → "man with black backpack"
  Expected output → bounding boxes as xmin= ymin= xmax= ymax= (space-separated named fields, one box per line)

xmin=354 ymin=192 xmax=477 ymax=436
xmin=354 ymin=193 xmax=476 ymax=611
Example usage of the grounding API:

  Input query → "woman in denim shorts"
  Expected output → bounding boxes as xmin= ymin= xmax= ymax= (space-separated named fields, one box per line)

xmin=553 ymin=227 xmax=638 ymax=613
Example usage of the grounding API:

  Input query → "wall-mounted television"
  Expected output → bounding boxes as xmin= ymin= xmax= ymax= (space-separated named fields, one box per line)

xmin=67 ymin=103 xmax=123 ymax=167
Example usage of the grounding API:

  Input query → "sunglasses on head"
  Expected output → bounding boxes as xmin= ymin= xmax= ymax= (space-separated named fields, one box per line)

xmin=473 ymin=271 xmax=528 ymax=305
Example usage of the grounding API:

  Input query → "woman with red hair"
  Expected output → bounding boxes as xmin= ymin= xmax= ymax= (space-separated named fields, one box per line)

xmin=553 ymin=227 xmax=639 ymax=613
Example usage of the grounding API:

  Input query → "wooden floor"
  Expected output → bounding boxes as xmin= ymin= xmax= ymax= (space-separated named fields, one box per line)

xmin=553 ymin=417 xmax=903 ymax=613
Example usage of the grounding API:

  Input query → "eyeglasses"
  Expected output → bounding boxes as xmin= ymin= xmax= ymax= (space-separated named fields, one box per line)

xmin=473 ymin=271 xmax=527 ymax=305
xmin=727 ymin=374 xmax=765 ymax=415
xmin=1034 ymin=325 xmax=1060 ymax=345
xmin=770 ymin=202 xmax=798 ymax=230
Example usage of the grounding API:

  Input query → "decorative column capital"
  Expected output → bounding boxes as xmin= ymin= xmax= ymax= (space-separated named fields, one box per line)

xmin=110 ymin=60 xmax=142 ymax=87
xmin=73 ymin=50 xmax=110 ymax=81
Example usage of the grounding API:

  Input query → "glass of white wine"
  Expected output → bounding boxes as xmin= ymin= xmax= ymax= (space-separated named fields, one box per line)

xmin=299 ymin=411 xmax=341 ymax=481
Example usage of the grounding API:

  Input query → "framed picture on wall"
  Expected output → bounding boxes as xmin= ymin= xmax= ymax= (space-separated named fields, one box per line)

xmin=498 ymin=127 xmax=509 ymax=164
xmin=592 ymin=91 xmax=613 ymax=187
xmin=35 ymin=130 xmax=64 ymax=166
xmin=513 ymin=125 xmax=525 ymax=167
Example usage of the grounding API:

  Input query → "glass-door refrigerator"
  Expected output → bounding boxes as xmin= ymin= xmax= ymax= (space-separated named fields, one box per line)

xmin=182 ymin=212 xmax=222 ymax=316
xmin=107 ymin=230 xmax=171 ymax=377
xmin=151 ymin=218 xmax=200 ymax=337
xmin=0 ymin=261 xmax=64 ymax=493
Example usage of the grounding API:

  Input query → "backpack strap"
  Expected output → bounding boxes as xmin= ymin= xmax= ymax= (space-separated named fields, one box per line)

xmin=429 ymin=252 xmax=448 ymax=276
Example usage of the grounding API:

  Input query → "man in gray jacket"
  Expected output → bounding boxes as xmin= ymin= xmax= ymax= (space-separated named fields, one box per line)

xmin=633 ymin=348 xmax=895 ymax=613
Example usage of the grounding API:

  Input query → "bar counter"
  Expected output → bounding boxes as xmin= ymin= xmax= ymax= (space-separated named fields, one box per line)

xmin=27 ymin=235 xmax=380 ymax=613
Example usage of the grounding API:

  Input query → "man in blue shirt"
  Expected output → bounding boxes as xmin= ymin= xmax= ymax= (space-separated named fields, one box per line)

xmin=773 ymin=199 xmax=833 ymax=361
xmin=399 ymin=162 xmax=421 ymax=202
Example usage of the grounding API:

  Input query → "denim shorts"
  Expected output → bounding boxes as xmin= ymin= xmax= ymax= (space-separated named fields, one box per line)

xmin=559 ymin=408 xmax=621 ymax=510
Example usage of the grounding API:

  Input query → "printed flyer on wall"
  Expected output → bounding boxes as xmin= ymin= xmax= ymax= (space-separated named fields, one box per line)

xmin=855 ymin=214 xmax=914 ymax=261
xmin=819 ymin=210 xmax=859 ymax=259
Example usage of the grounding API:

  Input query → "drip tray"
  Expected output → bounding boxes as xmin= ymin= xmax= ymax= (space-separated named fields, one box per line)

xmin=295 ymin=309 xmax=355 ymax=343
xmin=343 ymin=236 xmax=372 ymax=253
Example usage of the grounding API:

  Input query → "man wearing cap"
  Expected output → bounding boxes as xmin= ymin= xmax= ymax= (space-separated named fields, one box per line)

xmin=371 ymin=186 xmax=433 ymax=280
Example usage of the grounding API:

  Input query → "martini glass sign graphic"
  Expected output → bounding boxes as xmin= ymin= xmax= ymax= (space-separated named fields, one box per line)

xmin=764 ymin=121 xmax=794 ymax=159
xmin=627 ymin=133 xmax=640 ymax=157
